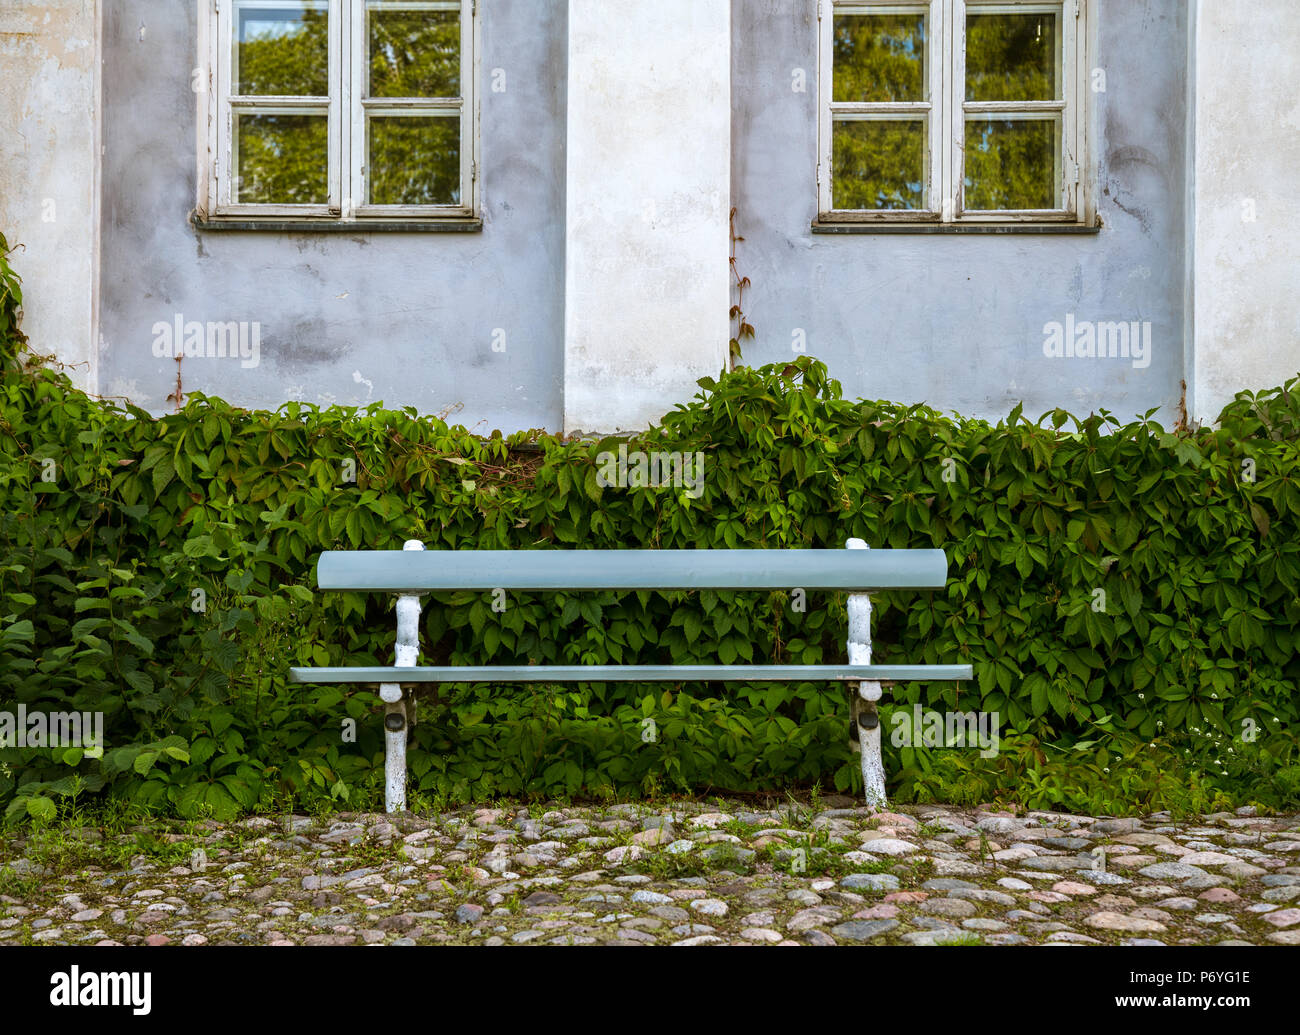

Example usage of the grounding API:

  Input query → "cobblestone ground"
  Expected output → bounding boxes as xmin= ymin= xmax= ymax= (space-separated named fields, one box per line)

xmin=2 ymin=800 xmax=1299 ymax=946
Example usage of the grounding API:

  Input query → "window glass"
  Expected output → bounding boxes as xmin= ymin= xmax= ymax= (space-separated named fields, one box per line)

xmin=369 ymin=116 xmax=461 ymax=205
xmin=833 ymin=13 xmax=928 ymax=103
xmin=833 ymin=120 xmax=928 ymax=211
xmin=235 ymin=113 xmax=330 ymax=204
xmin=235 ymin=2 xmax=329 ymax=96
xmin=964 ymin=117 xmax=1059 ymax=210
xmin=966 ymin=12 xmax=1059 ymax=102
xmin=368 ymin=5 xmax=461 ymax=98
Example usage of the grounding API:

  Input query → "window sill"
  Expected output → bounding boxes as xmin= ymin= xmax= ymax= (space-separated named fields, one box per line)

xmin=811 ymin=219 xmax=1102 ymax=235
xmin=191 ymin=212 xmax=483 ymax=233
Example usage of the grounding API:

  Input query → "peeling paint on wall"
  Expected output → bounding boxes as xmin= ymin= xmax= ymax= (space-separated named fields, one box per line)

xmin=563 ymin=0 xmax=731 ymax=434
xmin=1193 ymin=0 xmax=1300 ymax=424
xmin=0 ymin=0 xmax=99 ymax=394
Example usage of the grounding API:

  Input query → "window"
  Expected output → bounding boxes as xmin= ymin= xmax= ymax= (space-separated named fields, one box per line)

xmin=817 ymin=0 xmax=1092 ymax=226
xmin=198 ymin=0 xmax=478 ymax=223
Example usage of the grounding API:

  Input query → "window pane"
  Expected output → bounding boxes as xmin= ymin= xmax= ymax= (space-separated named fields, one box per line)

xmin=832 ymin=119 xmax=927 ymax=211
xmin=369 ymin=116 xmax=461 ymax=205
xmin=235 ymin=2 xmax=328 ymax=97
xmin=235 ymin=114 xmax=329 ymax=204
xmin=369 ymin=5 xmax=460 ymax=98
xmin=964 ymin=118 xmax=1058 ymax=210
xmin=965 ymin=12 xmax=1058 ymax=102
xmin=833 ymin=13 xmax=928 ymax=103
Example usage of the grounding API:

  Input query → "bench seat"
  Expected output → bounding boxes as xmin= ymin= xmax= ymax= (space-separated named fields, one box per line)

xmin=291 ymin=664 xmax=972 ymax=683
xmin=289 ymin=665 xmax=972 ymax=681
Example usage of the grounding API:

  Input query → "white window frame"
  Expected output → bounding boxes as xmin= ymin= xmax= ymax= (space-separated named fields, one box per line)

xmin=817 ymin=0 xmax=1093 ymax=225
xmin=197 ymin=0 xmax=479 ymax=223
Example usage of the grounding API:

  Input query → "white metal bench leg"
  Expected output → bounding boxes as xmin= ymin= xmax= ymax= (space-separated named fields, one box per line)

xmin=846 ymin=538 xmax=887 ymax=809
xmin=382 ymin=702 xmax=407 ymax=813
xmin=379 ymin=540 xmax=425 ymax=813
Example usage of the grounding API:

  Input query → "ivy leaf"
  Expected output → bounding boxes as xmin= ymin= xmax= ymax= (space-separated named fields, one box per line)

xmin=26 ymin=796 xmax=57 ymax=822
xmin=183 ymin=535 xmax=219 ymax=558
xmin=1029 ymin=677 xmax=1049 ymax=717
xmin=151 ymin=454 xmax=175 ymax=496
xmin=1249 ymin=503 xmax=1269 ymax=539
xmin=458 ymin=703 xmax=488 ymax=726
xmin=208 ymin=638 xmax=241 ymax=674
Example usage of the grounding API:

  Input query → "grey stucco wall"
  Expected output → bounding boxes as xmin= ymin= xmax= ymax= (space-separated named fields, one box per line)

xmin=731 ymin=0 xmax=1190 ymax=425
xmin=98 ymin=0 xmax=566 ymax=431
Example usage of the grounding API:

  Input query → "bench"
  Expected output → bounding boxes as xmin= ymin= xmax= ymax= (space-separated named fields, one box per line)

xmin=289 ymin=539 xmax=972 ymax=812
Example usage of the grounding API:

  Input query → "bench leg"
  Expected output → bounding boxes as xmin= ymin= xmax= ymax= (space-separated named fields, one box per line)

xmin=380 ymin=540 xmax=426 ymax=813
xmin=383 ymin=699 xmax=407 ymax=813
xmin=846 ymin=538 xmax=887 ymax=809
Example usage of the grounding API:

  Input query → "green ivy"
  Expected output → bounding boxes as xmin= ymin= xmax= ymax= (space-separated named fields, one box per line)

xmin=0 ymin=231 xmax=24 ymax=364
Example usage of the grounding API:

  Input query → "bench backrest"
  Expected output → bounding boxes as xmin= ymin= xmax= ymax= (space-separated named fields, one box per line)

xmin=316 ymin=548 xmax=949 ymax=593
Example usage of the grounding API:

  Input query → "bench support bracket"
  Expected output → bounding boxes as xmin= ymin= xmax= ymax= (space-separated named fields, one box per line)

xmin=847 ymin=538 xmax=887 ymax=809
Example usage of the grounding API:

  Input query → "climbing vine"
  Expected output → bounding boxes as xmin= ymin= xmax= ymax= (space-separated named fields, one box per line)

xmin=728 ymin=207 xmax=755 ymax=369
